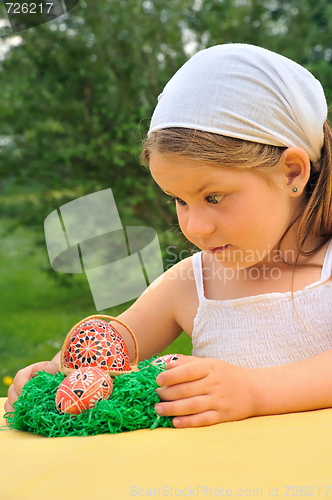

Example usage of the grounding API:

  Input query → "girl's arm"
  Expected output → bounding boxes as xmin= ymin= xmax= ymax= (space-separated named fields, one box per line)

xmin=5 ymin=257 xmax=192 ymax=413
xmin=252 ymin=348 xmax=332 ymax=415
xmin=155 ymin=348 xmax=332 ymax=427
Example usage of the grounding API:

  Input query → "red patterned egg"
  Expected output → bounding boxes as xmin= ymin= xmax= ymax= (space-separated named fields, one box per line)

xmin=152 ymin=354 xmax=186 ymax=366
xmin=55 ymin=366 xmax=113 ymax=415
xmin=63 ymin=319 xmax=130 ymax=372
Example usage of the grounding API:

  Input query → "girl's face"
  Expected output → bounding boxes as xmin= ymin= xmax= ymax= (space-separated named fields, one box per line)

xmin=149 ymin=152 xmax=302 ymax=269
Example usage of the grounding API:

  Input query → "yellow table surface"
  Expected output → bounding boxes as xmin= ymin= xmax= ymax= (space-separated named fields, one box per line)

xmin=1 ymin=398 xmax=332 ymax=500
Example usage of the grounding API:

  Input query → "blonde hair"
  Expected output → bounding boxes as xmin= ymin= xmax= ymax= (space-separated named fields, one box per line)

xmin=141 ymin=123 xmax=332 ymax=328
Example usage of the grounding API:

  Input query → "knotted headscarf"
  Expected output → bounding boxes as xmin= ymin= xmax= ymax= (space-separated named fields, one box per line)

xmin=149 ymin=44 xmax=327 ymax=162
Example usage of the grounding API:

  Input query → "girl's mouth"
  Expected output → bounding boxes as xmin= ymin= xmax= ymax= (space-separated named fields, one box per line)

xmin=207 ymin=245 xmax=231 ymax=253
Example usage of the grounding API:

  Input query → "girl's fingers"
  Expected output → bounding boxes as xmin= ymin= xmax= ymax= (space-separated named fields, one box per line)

xmin=172 ymin=410 xmax=223 ymax=428
xmin=155 ymin=394 xmax=211 ymax=418
xmin=7 ymin=361 xmax=59 ymax=409
xmin=164 ymin=355 xmax=201 ymax=372
xmin=164 ymin=355 xmax=195 ymax=367
xmin=156 ymin=377 xmax=207 ymax=401
xmin=13 ymin=362 xmax=46 ymax=394
xmin=4 ymin=385 xmax=17 ymax=424
xmin=39 ymin=360 xmax=60 ymax=375
xmin=156 ymin=358 xmax=208 ymax=387
xmin=4 ymin=360 xmax=60 ymax=425
xmin=155 ymin=393 xmax=230 ymax=428
xmin=6 ymin=383 xmax=18 ymax=406
xmin=4 ymin=393 xmax=14 ymax=413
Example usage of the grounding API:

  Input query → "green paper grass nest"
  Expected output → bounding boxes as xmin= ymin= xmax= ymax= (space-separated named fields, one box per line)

xmin=4 ymin=358 xmax=173 ymax=437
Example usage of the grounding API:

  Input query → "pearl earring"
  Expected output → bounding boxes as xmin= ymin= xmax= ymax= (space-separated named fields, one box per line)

xmin=292 ymin=187 xmax=298 ymax=193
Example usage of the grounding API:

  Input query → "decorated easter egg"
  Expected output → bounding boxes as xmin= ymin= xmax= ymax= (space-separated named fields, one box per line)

xmin=63 ymin=319 xmax=130 ymax=372
xmin=55 ymin=366 xmax=113 ymax=415
xmin=152 ymin=353 xmax=186 ymax=366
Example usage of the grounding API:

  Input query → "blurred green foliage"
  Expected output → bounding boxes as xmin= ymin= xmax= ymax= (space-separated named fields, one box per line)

xmin=0 ymin=0 xmax=192 ymax=236
xmin=0 ymin=0 xmax=331 ymax=232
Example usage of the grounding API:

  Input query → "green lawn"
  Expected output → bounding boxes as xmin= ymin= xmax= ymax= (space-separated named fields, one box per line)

xmin=0 ymin=219 xmax=192 ymax=397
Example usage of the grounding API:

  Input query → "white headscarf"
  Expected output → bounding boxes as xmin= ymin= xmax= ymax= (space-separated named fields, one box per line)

xmin=149 ymin=44 xmax=327 ymax=162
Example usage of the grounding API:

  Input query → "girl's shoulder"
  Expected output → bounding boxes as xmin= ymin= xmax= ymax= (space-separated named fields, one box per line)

xmin=151 ymin=254 xmax=198 ymax=304
xmin=148 ymin=254 xmax=202 ymax=334
xmin=163 ymin=253 xmax=196 ymax=280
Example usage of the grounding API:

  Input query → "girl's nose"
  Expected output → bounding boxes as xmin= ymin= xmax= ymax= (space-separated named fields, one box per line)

xmin=184 ymin=209 xmax=216 ymax=237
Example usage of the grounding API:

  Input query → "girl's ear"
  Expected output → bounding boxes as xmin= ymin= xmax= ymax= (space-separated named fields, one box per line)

xmin=280 ymin=147 xmax=311 ymax=193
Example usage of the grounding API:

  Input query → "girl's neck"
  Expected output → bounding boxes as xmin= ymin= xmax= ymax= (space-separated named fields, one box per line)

xmin=276 ymin=221 xmax=327 ymax=268
xmin=202 ymin=237 xmax=331 ymax=301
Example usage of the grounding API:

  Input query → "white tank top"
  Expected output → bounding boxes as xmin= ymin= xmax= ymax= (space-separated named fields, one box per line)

xmin=191 ymin=240 xmax=332 ymax=368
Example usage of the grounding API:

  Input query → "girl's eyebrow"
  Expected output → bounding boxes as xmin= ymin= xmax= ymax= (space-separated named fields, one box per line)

xmin=162 ymin=182 xmax=222 ymax=197
xmin=194 ymin=183 xmax=217 ymax=195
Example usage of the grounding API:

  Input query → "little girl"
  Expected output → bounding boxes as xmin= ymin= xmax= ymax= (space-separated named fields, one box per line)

xmin=6 ymin=44 xmax=332 ymax=428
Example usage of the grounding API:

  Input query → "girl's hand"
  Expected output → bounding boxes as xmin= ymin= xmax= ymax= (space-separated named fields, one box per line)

xmin=4 ymin=359 xmax=60 ymax=415
xmin=155 ymin=356 xmax=257 ymax=428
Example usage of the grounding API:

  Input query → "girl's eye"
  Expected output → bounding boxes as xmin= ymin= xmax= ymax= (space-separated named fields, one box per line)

xmin=206 ymin=194 xmax=224 ymax=204
xmin=167 ymin=197 xmax=187 ymax=206
xmin=166 ymin=194 xmax=223 ymax=206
